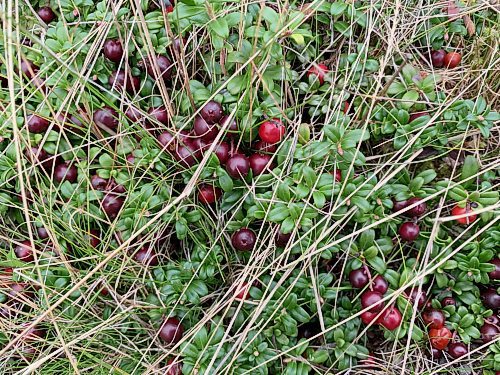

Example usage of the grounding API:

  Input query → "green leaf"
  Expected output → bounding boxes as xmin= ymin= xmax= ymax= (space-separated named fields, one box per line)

xmin=351 ymin=196 xmax=371 ymax=212
xmin=280 ymin=217 xmax=295 ymax=235
xmin=268 ymin=205 xmax=289 ymax=222
xmin=218 ymin=168 xmax=234 ymax=192
xmin=261 ymin=6 xmax=280 ymax=30
xmin=99 ymin=153 xmax=114 ymax=168
xmin=401 ymin=90 xmax=419 ymax=109
xmin=359 ymin=229 xmax=375 ymax=249
xmin=333 ymin=21 xmax=351 ymax=36
xmin=227 ymin=75 xmax=246 ymax=95
xmin=461 ymin=156 xmax=479 ymax=186
xmin=312 ymin=191 xmax=326 ymax=208
xmin=367 ymin=256 xmax=386 ymax=274
xmin=330 ymin=2 xmax=347 ymax=15
xmin=302 ymin=166 xmax=317 ymax=187
xmin=209 ymin=18 xmax=229 ymax=38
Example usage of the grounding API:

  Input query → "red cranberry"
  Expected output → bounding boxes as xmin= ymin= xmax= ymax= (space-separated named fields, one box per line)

xmin=451 ymin=205 xmax=477 ymax=225
xmin=134 ymin=247 xmax=158 ymax=266
xmin=26 ymin=146 xmax=49 ymax=167
xmin=393 ymin=200 xmax=408 ymax=212
xmin=444 ymin=52 xmax=461 ymax=69
xmin=485 ymin=315 xmax=499 ymax=325
xmin=107 ymin=179 xmax=126 ymax=194
xmin=334 ymin=170 xmax=342 ymax=182
xmin=361 ymin=291 xmax=384 ymax=313
xmin=27 ymin=115 xmax=49 ymax=133
xmin=399 ymin=222 xmax=420 ymax=242
xmin=125 ymin=106 xmax=143 ymax=122
xmin=258 ymin=118 xmax=285 ymax=143
xmin=109 ymin=70 xmax=140 ymax=94
xmin=93 ymin=107 xmax=119 ymax=130
xmin=429 ymin=327 xmax=452 ymax=350
xmin=166 ymin=358 xmax=182 ymax=375
xmin=360 ymin=311 xmax=378 ymax=325
xmin=220 ymin=115 xmax=238 ymax=138
xmin=38 ymin=6 xmax=56 ymax=23
xmin=249 ymin=153 xmax=273 ymax=176
xmin=103 ymin=39 xmax=123 ymax=63
xmin=307 ymin=63 xmax=328 ymax=85
xmin=91 ymin=175 xmax=108 ymax=191
xmin=158 ymin=132 xmax=176 ymax=150
xmin=430 ymin=50 xmax=446 ymax=68
xmin=126 ymin=154 xmax=135 ymax=164
xmin=480 ymin=323 xmax=499 ymax=343
xmin=349 ymin=268 xmax=369 ymax=288
xmin=213 ymin=142 xmax=230 ymax=164
xmin=20 ymin=59 xmax=39 ymax=79
xmin=54 ymin=162 xmax=77 ymax=183
xmin=422 ymin=309 xmax=445 ymax=329
xmin=235 ymin=282 xmax=250 ymax=300
xmin=145 ymin=55 xmax=173 ymax=81
xmin=231 ymin=228 xmax=256 ymax=251
xmin=275 ymin=231 xmax=292 ymax=248
xmin=102 ymin=193 xmax=124 ymax=219
xmin=174 ymin=144 xmax=197 ymax=168
xmin=171 ymin=36 xmax=186 ymax=53
xmin=254 ymin=141 xmax=277 ymax=153
xmin=406 ymin=197 xmax=427 ymax=217
xmin=190 ymin=137 xmax=207 ymax=158
xmin=429 ymin=348 xmax=443 ymax=359
xmin=482 ymin=289 xmax=500 ymax=310
xmin=489 ymin=258 xmax=500 ymax=280
xmin=14 ymin=240 xmax=35 ymax=262
xmin=226 ymin=154 xmax=250 ymax=179
xmin=89 ymin=229 xmax=100 ymax=248
xmin=409 ymin=112 xmax=429 ymax=122
xmin=198 ymin=185 xmax=222 ymax=204
xmin=379 ymin=306 xmax=402 ymax=330
xmin=372 ymin=275 xmax=388 ymax=294
xmin=21 ymin=325 xmax=46 ymax=342
xmin=448 ymin=342 xmax=467 ymax=358
xmin=200 ymin=100 xmax=223 ymax=125
xmin=193 ymin=115 xmax=219 ymax=141
xmin=406 ymin=288 xmax=427 ymax=309
xmin=441 ymin=297 xmax=456 ymax=307
xmin=37 ymin=227 xmax=49 ymax=239
xmin=147 ymin=106 xmax=169 ymax=127
xmin=159 ymin=317 xmax=183 ymax=344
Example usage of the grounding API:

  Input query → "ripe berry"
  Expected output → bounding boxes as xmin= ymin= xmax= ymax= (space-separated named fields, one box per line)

xmin=451 ymin=205 xmax=477 ymax=225
xmin=193 ymin=115 xmax=218 ymax=141
xmin=361 ymin=291 xmax=384 ymax=313
xmin=430 ymin=50 xmax=446 ymax=68
xmin=198 ymin=185 xmax=222 ymax=204
xmin=226 ymin=154 xmax=250 ymax=179
xmin=399 ymin=222 xmax=420 ymax=242
xmin=444 ymin=52 xmax=462 ymax=69
xmin=171 ymin=36 xmax=186 ymax=53
xmin=213 ymin=142 xmax=230 ymax=164
xmin=406 ymin=197 xmax=427 ymax=217
xmin=275 ymin=231 xmax=292 ymax=248
xmin=15 ymin=240 xmax=35 ymax=262
xmin=37 ymin=227 xmax=49 ymax=239
xmin=38 ymin=6 xmax=56 ymax=23
xmin=231 ymin=228 xmax=256 ymax=251
xmin=259 ymin=118 xmax=285 ymax=143
xmin=254 ymin=141 xmax=277 ymax=153
xmin=379 ymin=306 xmax=402 ymax=330
xmin=422 ymin=309 xmax=445 ymax=329
xmin=88 ymin=229 xmax=100 ymax=248
xmin=20 ymin=59 xmax=39 ymax=79
xmin=54 ymin=162 xmax=77 ymax=183
xmin=103 ymin=39 xmax=123 ymax=63
xmin=93 ymin=107 xmax=119 ymax=130
xmin=147 ymin=106 xmax=169 ymax=126
xmin=249 ymin=153 xmax=272 ymax=176
xmin=27 ymin=115 xmax=49 ymax=133
xmin=448 ymin=342 xmax=467 ymax=358
xmin=429 ymin=348 xmax=443 ymax=359
xmin=482 ymin=289 xmax=500 ymax=310
xmin=441 ymin=297 xmax=456 ymax=306
xmin=349 ymin=268 xmax=369 ymax=289
xmin=235 ymin=282 xmax=250 ymax=300
xmin=145 ymin=55 xmax=173 ymax=81
xmin=166 ymin=358 xmax=182 ymax=375
xmin=361 ymin=311 xmax=378 ymax=325
xmin=220 ymin=115 xmax=238 ymax=138
xmin=125 ymin=106 xmax=143 ymax=122
xmin=372 ymin=275 xmax=389 ymax=294
xmin=26 ymin=146 xmax=48 ymax=168
xmin=102 ymin=193 xmax=124 ymax=219
xmin=334 ymin=170 xmax=342 ymax=182
xmin=485 ymin=315 xmax=499 ymax=325
xmin=489 ymin=258 xmax=500 ymax=280
xmin=307 ymin=63 xmax=328 ymax=85
xmin=392 ymin=199 xmax=408 ymax=212
xmin=200 ymin=101 xmax=223 ymax=125
xmin=174 ymin=144 xmax=197 ymax=168
xmin=91 ymin=175 xmax=108 ymax=191
xmin=480 ymin=323 xmax=499 ymax=343
xmin=134 ymin=247 xmax=158 ymax=266
xmin=429 ymin=327 xmax=452 ymax=350
xmin=409 ymin=112 xmax=429 ymax=122
xmin=159 ymin=317 xmax=184 ymax=344
xmin=406 ymin=288 xmax=427 ymax=309
xmin=109 ymin=70 xmax=140 ymax=94
xmin=190 ymin=137 xmax=207 ymax=159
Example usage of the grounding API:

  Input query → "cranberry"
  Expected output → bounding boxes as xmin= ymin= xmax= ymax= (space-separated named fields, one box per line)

xmin=480 ymin=323 xmax=499 ymax=343
xmin=109 ymin=70 xmax=140 ymax=94
xmin=20 ymin=59 xmax=39 ymax=79
xmin=220 ymin=115 xmax=238 ymax=138
xmin=429 ymin=348 xmax=443 ymax=359
xmin=360 ymin=311 xmax=378 ymax=325
xmin=125 ymin=106 xmax=143 ymax=122
xmin=21 ymin=325 xmax=46 ymax=342
xmin=198 ymin=185 xmax=222 ymax=204
xmin=254 ymin=141 xmax=277 ymax=153
xmin=159 ymin=317 xmax=183 ymax=344
xmin=190 ymin=137 xmax=207 ymax=158
xmin=235 ymin=282 xmax=250 ymax=300
xmin=145 ymin=55 xmax=173 ymax=81
xmin=26 ymin=146 xmax=49 ymax=167
xmin=409 ymin=112 xmax=429 ymax=122
xmin=103 ymin=39 xmax=123 ymax=63
xmin=249 ymin=153 xmax=272 ymax=176
xmin=174 ymin=144 xmax=197 ymax=168
xmin=429 ymin=327 xmax=452 ymax=350
xmin=334 ymin=170 xmax=342 ymax=182
xmin=166 ymin=358 xmax=182 ymax=375
xmin=444 ymin=52 xmax=461 ymax=69
xmin=430 ymin=50 xmax=446 ymax=68
xmin=489 ymin=258 xmax=500 ymax=280
xmin=343 ymin=101 xmax=350 ymax=114
xmin=406 ymin=288 xmax=427 ymax=309
xmin=485 ymin=315 xmax=499 ymax=325
xmin=158 ymin=132 xmax=176 ymax=150
xmin=422 ymin=309 xmax=445 ymax=329
xmin=27 ymin=115 xmax=49 ymax=133
xmin=91 ymin=175 xmax=108 ymax=191
xmin=372 ymin=275 xmax=388 ymax=294
xmin=258 ymin=118 xmax=285 ymax=143
xmin=37 ymin=6 xmax=56 ymax=23
xmin=379 ymin=306 xmax=402 ymax=330
xmin=134 ymin=247 xmax=158 ymax=266
xmin=231 ymin=228 xmax=256 ymax=251
xmin=441 ymin=297 xmax=456 ymax=307
xmin=93 ymin=107 xmax=119 ymax=130
xmin=200 ymin=100 xmax=223 ymax=125
xmin=126 ymin=154 xmax=135 ymax=164
xmin=147 ymin=106 xmax=169 ymax=126
xmin=226 ymin=154 xmax=250 ymax=179
xmin=406 ymin=197 xmax=427 ymax=217
xmin=307 ymin=63 xmax=328 ymax=85
xmin=451 ymin=205 xmax=477 ymax=225
xmin=171 ymin=37 xmax=186 ymax=53
xmin=448 ymin=342 xmax=467 ymax=358
xmin=54 ymin=162 xmax=77 ymax=183
xmin=14 ymin=240 xmax=35 ymax=262
xmin=193 ymin=115 xmax=219 ymax=141
xmin=392 ymin=199 xmax=407 ymax=212
xmin=349 ymin=268 xmax=369 ymax=289
xmin=213 ymin=142 xmax=230 ymax=164
xmin=88 ymin=229 xmax=100 ymax=248
xmin=482 ymin=289 xmax=500 ymax=310
xmin=102 ymin=193 xmax=124 ymax=219
xmin=37 ymin=227 xmax=49 ymax=239
xmin=361 ymin=291 xmax=384 ymax=313
xmin=399 ymin=222 xmax=420 ymax=242
xmin=275 ymin=231 xmax=292 ymax=247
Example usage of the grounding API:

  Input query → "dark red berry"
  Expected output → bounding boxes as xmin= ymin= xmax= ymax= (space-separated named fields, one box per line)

xmin=37 ymin=6 xmax=56 ymax=23
xmin=448 ymin=342 xmax=467 ymax=358
xmin=125 ymin=106 xmax=143 ymax=123
xmin=307 ymin=63 xmax=328 ymax=85
xmin=334 ymin=170 xmax=342 ymax=182
xmin=166 ymin=358 xmax=182 ymax=375
xmin=482 ymin=289 xmax=500 ymax=310
xmin=198 ymin=185 xmax=222 ymax=204
xmin=26 ymin=146 xmax=49 ymax=168
xmin=171 ymin=37 xmax=186 ymax=53
xmin=406 ymin=197 xmax=427 ymax=217
xmin=379 ymin=306 xmax=402 ymax=330
xmin=254 ymin=141 xmax=277 ymax=153
xmin=259 ymin=118 xmax=285 ymax=143
xmin=27 ymin=115 xmax=49 ymax=133
xmin=485 ymin=315 xmax=499 ymax=325
xmin=372 ymin=275 xmax=388 ymax=294
xmin=275 ymin=231 xmax=292 ymax=248
xmin=159 ymin=317 xmax=183 ymax=344
xmin=480 ymin=323 xmax=499 ymax=343
xmin=392 ymin=199 xmax=407 ymax=212
xmin=249 ymin=153 xmax=272 ymax=176
xmin=429 ymin=348 xmax=443 ymax=359
xmin=430 ymin=50 xmax=446 ymax=68
xmin=20 ymin=59 xmax=39 ymax=79
xmin=158 ymin=132 xmax=176 ymax=150
xmin=422 ymin=309 xmax=445 ymax=329
xmin=103 ymin=39 xmax=123 ymax=63
xmin=190 ymin=137 xmax=207 ymax=159
xmin=93 ymin=107 xmax=119 ymax=130
xmin=88 ymin=229 xmax=100 ymax=248
xmin=145 ymin=55 xmax=173 ymax=81
xmin=399 ymin=222 xmax=420 ymax=242
xmin=226 ymin=154 xmax=250 ymax=179
xmin=174 ymin=144 xmax=197 ymax=168
xmin=441 ymin=297 xmax=456 ymax=307
xmin=148 ymin=106 xmax=169 ymax=127
xmin=91 ymin=175 xmax=108 ymax=191
xmin=444 ymin=52 xmax=461 ymax=69
xmin=102 ymin=193 xmax=124 ymax=219
xmin=360 ymin=311 xmax=378 ymax=325
xmin=361 ymin=291 xmax=384 ymax=313
xmin=235 ymin=282 xmax=250 ymax=300
xmin=109 ymin=70 xmax=140 ymax=94
xmin=134 ymin=247 xmax=158 ymax=266
xmin=220 ymin=115 xmax=238 ymax=138
xmin=488 ymin=258 xmax=500 ymax=280
xmin=15 ymin=240 xmax=35 ymax=262
xmin=54 ymin=162 xmax=77 ymax=183
xmin=200 ymin=101 xmax=223 ymax=125
xmin=406 ymin=288 xmax=427 ymax=309
xmin=37 ymin=227 xmax=49 ymax=239
xmin=349 ymin=268 xmax=369 ymax=289
xmin=213 ymin=142 xmax=230 ymax=164
xmin=231 ymin=228 xmax=256 ymax=251
xmin=193 ymin=115 xmax=219 ymax=141
xmin=409 ymin=112 xmax=429 ymax=122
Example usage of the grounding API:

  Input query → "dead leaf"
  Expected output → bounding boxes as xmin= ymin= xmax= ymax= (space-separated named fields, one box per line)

xmin=299 ymin=3 xmax=315 ymax=18
xmin=463 ymin=14 xmax=476 ymax=36
xmin=447 ymin=0 xmax=459 ymax=20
